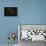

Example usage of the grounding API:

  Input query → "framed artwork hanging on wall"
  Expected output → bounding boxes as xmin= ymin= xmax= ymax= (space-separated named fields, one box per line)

xmin=4 ymin=7 xmax=17 ymax=16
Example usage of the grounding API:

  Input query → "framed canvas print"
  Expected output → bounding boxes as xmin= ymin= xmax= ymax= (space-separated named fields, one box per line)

xmin=4 ymin=7 xmax=17 ymax=16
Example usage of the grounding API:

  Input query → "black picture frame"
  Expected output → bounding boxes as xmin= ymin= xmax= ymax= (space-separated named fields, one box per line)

xmin=4 ymin=7 xmax=17 ymax=16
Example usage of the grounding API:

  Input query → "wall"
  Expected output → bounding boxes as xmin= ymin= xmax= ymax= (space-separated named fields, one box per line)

xmin=20 ymin=0 xmax=46 ymax=24
xmin=0 ymin=0 xmax=20 ymax=44
xmin=0 ymin=0 xmax=46 ymax=45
